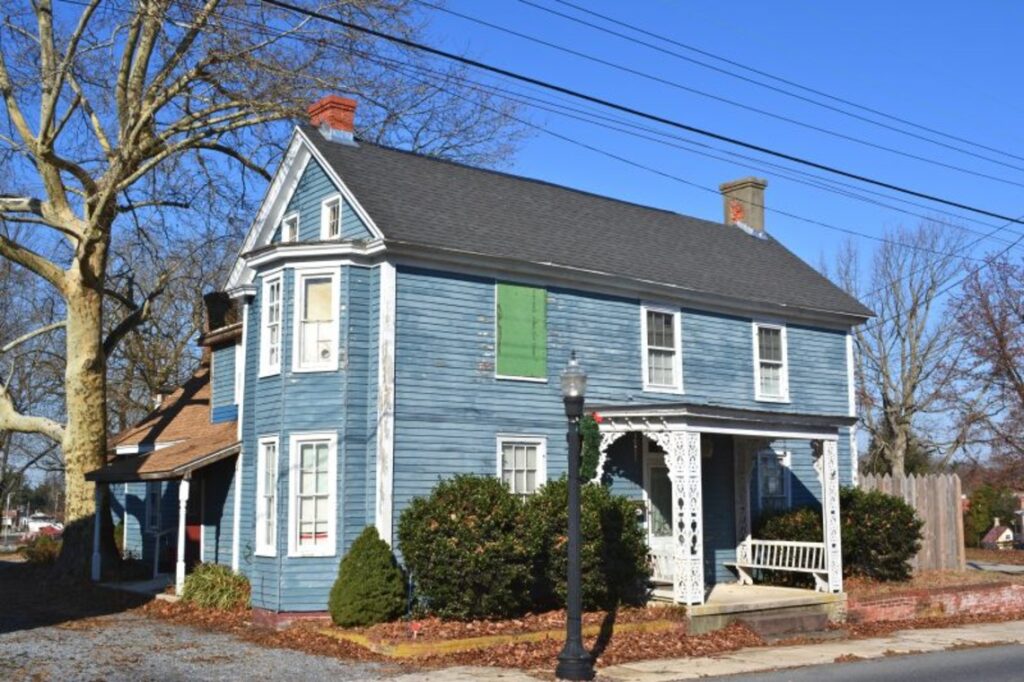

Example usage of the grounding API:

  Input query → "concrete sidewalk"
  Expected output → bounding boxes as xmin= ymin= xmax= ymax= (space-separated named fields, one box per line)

xmin=397 ymin=619 xmax=1024 ymax=681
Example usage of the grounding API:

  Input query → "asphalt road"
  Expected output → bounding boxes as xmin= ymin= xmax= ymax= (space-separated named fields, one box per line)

xmin=710 ymin=643 xmax=1024 ymax=681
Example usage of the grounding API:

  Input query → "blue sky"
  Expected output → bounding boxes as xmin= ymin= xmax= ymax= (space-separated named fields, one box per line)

xmin=418 ymin=0 xmax=1024 ymax=273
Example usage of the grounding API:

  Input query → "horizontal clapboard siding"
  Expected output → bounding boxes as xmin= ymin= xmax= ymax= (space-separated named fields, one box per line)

xmin=270 ymin=159 xmax=371 ymax=243
xmin=211 ymin=343 xmax=238 ymax=425
xmin=201 ymin=456 xmax=236 ymax=566
xmin=392 ymin=266 xmax=854 ymax=587
xmin=241 ymin=264 xmax=376 ymax=611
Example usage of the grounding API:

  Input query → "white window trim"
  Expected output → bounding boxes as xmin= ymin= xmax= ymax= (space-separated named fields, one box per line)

xmin=255 ymin=436 xmax=279 ymax=557
xmin=641 ymin=304 xmax=684 ymax=393
xmin=259 ymin=274 xmax=283 ymax=377
xmin=287 ymin=431 xmax=338 ymax=558
xmin=753 ymin=321 xmax=790 ymax=402
xmin=280 ymin=211 xmax=300 ymax=243
xmin=493 ymin=283 xmax=549 ymax=383
xmin=291 ymin=266 xmax=341 ymax=373
xmin=757 ymin=448 xmax=792 ymax=509
xmin=496 ymin=435 xmax=547 ymax=495
xmin=320 ymin=194 xmax=343 ymax=240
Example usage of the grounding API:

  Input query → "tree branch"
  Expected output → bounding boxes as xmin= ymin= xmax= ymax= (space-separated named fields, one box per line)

xmin=0 ymin=321 xmax=66 ymax=355
xmin=0 ymin=385 xmax=65 ymax=444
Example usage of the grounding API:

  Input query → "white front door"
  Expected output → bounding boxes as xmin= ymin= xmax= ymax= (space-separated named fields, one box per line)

xmin=644 ymin=443 xmax=674 ymax=582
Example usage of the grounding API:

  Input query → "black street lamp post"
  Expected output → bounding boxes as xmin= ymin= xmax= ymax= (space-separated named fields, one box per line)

xmin=555 ymin=352 xmax=595 ymax=681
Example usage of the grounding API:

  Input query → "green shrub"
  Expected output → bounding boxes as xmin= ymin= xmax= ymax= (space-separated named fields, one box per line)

xmin=397 ymin=475 xmax=533 ymax=620
xmin=758 ymin=486 xmax=923 ymax=582
xmin=180 ymin=563 xmax=250 ymax=610
xmin=841 ymin=487 xmax=923 ymax=581
xmin=19 ymin=534 xmax=61 ymax=564
xmin=580 ymin=415 xmax=601 ymax=481
xmin=524 ymin=478 xmax=651 ymax=610
xmin=329 ymin=526 xmax=406 ymax=627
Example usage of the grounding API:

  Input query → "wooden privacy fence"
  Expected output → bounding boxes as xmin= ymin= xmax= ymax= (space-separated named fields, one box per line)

xmin=859 ymin=473 xmax=965 ymax=571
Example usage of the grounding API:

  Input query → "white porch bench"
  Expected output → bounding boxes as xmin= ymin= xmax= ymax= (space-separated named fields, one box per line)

xmin=724 ymin=539 xmax=831 ymax=592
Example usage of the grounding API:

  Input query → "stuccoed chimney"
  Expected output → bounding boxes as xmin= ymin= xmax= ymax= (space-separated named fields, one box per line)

xmin=720 ymin=177 xmax=768 ymax=233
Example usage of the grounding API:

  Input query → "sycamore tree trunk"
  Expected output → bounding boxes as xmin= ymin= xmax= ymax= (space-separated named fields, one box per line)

xmin=55 ymin=248 xmax=118 ymax=577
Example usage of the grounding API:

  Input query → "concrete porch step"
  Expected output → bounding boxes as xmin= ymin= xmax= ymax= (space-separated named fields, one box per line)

xmin=735 ymin=605 xmax=831 ymax=639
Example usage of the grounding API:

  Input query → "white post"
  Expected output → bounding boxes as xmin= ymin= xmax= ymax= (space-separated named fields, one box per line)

xmin=820 ymin=439 xmax=843 ymax=593
xmin=176 ymin=478 xmax=190 ymax=595
xmin=91 ymin=484 xmax=103 ymax=582
xmin=653 ymin=430 xmax=704 ymax=606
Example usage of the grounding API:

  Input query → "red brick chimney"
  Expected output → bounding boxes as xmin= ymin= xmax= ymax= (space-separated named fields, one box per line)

xmin=308 ymin=95 xmax=357 ymax=141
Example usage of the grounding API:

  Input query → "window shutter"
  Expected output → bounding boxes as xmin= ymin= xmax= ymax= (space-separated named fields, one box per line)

xmin=496 ymin=283 xmax=547 ymax=378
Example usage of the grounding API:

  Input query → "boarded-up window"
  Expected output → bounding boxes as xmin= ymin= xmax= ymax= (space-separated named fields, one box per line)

xmin=496 ymin=283 xmax=547 ymax=379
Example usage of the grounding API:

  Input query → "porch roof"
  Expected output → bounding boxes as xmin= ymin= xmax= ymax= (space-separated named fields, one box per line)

xmin=590 ymin=401 xmax=856 ymax=441
xmin=85 ymin=440 xmax=240 ymax=483
xmin=87 ymin=355 xmax=239 ymax=483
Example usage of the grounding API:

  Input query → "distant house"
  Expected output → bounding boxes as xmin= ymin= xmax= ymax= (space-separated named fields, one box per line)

xmin=88 ymin=96 xmax=871 ymax=619
xmin=981 ymin=518 xmax=1015 ymax=550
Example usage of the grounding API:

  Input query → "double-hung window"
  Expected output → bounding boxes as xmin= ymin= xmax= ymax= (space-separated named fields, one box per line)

xmin=497 ymin=436 xmax=546 ymax=496
xmin=260 ymin=275 xmax=282 ymax=376
xmin=280 ymin=213 xmax=299 ymax=243
xmin=255 ymin=437 xmax=278 ymax=556
xmin=289 ymin=433 xmax=336 ymax=557
xmin=321 ymin=195 xmax=342 ymax=239
xmin=757 ymin=449 xmax=791 ymax=514
xmin=754 ymin=322 xmax=788 ymax=401
xmin=495 ymin=283 xmax=547 ymax=380
xmin=294 ymin=269 xmax=339 ymax=371
xmin=642 ymin=305 xmax=682 ymax=392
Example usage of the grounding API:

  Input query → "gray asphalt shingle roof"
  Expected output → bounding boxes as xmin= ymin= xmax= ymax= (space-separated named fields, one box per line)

xmin=302 ymin=126 xmax=872 ymax=319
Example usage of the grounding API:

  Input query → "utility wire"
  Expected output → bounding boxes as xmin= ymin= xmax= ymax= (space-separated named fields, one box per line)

xmin=414 ymin=0 xmax=1024 ymax=188
xmin=50 ymin=0 xmax=1021 ymax=320
xmin=533 ymin=0 xmax=1024 ymax=166
xmin=259 ymin=0 xmax=1024 ymax=227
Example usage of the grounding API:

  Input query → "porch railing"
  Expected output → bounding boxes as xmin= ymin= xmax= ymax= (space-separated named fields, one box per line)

xmin=650 ymin=550 xmax=673 ymax=583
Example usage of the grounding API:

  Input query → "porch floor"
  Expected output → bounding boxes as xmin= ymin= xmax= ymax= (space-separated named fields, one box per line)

xmin=689 ymin=583 xmax=844 ymax=618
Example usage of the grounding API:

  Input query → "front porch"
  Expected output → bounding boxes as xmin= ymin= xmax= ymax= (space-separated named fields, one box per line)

xmin=593 ymin=402 xmax=854 ymax=608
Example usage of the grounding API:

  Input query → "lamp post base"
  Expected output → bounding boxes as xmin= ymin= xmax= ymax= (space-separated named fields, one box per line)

xmin=555 ymin=647 xmax=595 ymax=681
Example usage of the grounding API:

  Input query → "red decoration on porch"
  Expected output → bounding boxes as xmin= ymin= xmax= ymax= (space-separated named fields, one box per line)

xmin=593 ymin=413 xmax=603 ymax=423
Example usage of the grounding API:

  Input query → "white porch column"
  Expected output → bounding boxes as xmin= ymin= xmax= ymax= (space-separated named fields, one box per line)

xmin=651 ymin=430 xmax=704 ymax=605
xmin=820 ymin=439 xmax=843 ymax=593
xmin=90 ymin=484 xmax=103 ymax=582
xmin=176 ymin=478 xmax=190 ymax=595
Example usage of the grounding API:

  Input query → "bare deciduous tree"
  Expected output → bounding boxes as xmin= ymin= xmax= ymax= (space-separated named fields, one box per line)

xmin=827 ymin=223 xmax=967 ymax=476
xmin=0 ymin=0 xmax=523 ymax=574
xmin=948 ymin=258 xmax=1024 ymax=480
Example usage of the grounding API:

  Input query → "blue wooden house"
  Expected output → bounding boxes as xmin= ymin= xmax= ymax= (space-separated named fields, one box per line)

xmin=88 ymin=96 xmax=870 ymax=621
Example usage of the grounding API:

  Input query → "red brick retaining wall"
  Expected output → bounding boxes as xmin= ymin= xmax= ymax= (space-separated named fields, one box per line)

xmin=846 ymin=582 xmax=1024 ymax=623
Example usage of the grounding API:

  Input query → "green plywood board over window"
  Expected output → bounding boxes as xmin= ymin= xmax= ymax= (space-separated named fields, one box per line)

xmin=496 ymin=283 xmax=547 ymax=378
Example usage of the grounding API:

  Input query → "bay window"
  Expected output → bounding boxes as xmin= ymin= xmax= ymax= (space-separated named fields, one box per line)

xmin=259 ymin=274 xmax=282 ymax=376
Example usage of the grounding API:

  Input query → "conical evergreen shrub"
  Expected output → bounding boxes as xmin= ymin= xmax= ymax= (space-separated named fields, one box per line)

xmin=328 ymin=526 xmax=407 ymax=627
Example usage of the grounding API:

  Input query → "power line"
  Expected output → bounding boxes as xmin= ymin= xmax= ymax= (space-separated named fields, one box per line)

xmin=414 ymin=0 xmax=1024 ymax=188
xmin=544 ymin=0 xmax=1024 ymax=166
xmin=258 ymin=0 xmax=1024 ymax=227
xmin=51 ymin=0 xmax=1020 ymax=322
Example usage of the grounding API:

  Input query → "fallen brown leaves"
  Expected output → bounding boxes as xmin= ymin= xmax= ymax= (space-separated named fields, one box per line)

xmin=845 ymin=570 xmax=1024 ymax=598
xmin=966 ymin=548 xmax=1024 ymax=566
xmin=355 ymin=605 xmax=685 ymax=644
xmin=846 ymin=608 xmax=1024 ymax=639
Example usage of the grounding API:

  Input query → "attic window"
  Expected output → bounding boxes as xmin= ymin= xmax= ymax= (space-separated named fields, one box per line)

xmin=321 ymin=196 xmax=342 ymax=239
xmin=281 ymin=213 xmax=299 ymax=243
